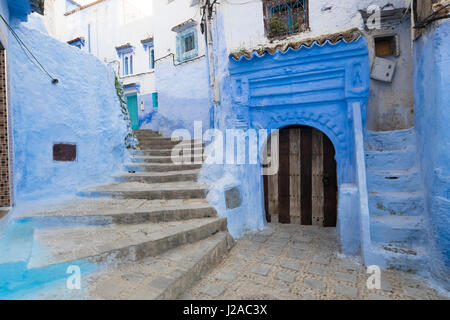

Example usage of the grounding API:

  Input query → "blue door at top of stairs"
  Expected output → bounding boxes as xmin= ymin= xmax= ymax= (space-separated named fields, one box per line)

xmin=126 ymin=94 xmax=139 ymax=130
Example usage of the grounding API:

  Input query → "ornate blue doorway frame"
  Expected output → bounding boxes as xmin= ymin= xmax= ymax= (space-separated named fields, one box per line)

xmin=209 ymin=31 xmax=370 ymax=254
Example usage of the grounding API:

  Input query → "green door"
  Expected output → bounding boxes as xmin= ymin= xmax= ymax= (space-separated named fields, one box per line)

xmin=126 ymin=94 xmax=139 ymax=130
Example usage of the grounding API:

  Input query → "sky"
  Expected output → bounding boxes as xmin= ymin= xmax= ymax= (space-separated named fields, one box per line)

xmin=75 ymin=0 xmax=153 ymax=13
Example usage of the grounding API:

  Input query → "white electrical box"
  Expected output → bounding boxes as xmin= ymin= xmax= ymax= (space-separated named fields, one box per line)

xmin=371 ymin=57 xmax=396 ymax=82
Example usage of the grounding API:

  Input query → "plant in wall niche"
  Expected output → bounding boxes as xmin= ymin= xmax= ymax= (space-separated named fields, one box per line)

xmin=115 ymin=76 xmax=138 ymax=149
xmin=268 ymin=17 xmax=288 ymax=38
xmin=264 ymin=0 xmax=309 ymax=39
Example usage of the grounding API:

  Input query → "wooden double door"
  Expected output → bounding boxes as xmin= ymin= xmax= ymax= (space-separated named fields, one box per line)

xmin=264 ymin=125 xmax=337 ymax=227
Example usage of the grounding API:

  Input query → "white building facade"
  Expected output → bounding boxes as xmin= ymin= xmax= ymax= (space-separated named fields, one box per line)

xmin=142 ymin=0 xmax=212 ymax=136
xmin=43 ymin=0 xmax=156 ymax=129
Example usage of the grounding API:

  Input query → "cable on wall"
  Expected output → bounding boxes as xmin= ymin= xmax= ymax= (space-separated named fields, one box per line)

xmin=414 ymin=2 xmax=450 ymax=28
xmin=0 ymin=14 xmax=59 ymax=84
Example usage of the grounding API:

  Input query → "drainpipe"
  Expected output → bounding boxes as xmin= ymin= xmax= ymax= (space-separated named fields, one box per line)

xmin=204 ymin=0 xmax=218 ymax=128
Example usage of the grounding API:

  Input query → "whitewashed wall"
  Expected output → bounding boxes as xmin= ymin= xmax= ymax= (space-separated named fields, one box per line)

xmin=43 ymin=0 xmax=155 ymax=102
xmin=153 ymin=0 xmax=206 ymax=59
xmin=145 ymin=0 xmax=211 ymax=135
xmin=219 ymin=0 xmax=410 ymax=53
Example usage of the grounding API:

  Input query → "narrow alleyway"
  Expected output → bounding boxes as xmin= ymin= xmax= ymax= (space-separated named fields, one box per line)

xmin=184 ymin=223 xmax=449 ymax=300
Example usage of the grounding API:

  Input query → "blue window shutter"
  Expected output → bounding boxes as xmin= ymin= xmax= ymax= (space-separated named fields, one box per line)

xmin=130 ymin=55 xmax=133 ymax=74
xmin=176 ymin=34 xmax=182 ymax=62
xmin=150 ymin=48 xmax=155 ymax=69
xmin=124 ymin=57 xmax=129 ymax=75
xmin=152 ymin=92 xmax=158 ymax=109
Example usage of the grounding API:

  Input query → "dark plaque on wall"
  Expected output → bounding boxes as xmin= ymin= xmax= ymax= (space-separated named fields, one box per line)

xmin=53 ymin=144 xmax=77 ymax=162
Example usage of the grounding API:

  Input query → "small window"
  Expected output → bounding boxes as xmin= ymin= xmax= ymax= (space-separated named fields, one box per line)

xmin=176 ymin=27 xmax=198 ymax=62
xmin=263 ymin=0 xmax=309 ymax=39
xmin=150 ymin=48 xmax=155 ymax=69
xmin=124 ymin=57 xmax=129 ymax=75
xmin=53 ymin=144 xmax=77 ymax=162
xmin=123 ymin=53 xmax=134 ymax=76
xmin=374 ymin=35 xmax=399 ymax=57
xmin=130 ymin=55 xmax=133 ymax=74
xmin=183 ymin=33 xmax=195 ymax=53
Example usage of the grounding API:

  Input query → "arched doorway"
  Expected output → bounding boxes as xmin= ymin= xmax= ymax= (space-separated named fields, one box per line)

xmin=264 ymin=125 xmax=337 ymax=227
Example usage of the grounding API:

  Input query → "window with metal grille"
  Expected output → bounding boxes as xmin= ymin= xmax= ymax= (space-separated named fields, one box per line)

xmin=263 ymin=0 xmax=309 ymax=39
xmin=183 ymin=33 xmax=195 ymax=53
xmin=176 ymin=26 xmax=198 ymax=62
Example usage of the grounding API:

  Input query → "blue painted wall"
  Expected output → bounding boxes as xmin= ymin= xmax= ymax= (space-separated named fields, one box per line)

xmin=141 ymin=58 xmax=211 ymax=136
xmin=8 ymin=17 xmax=128 ymax=203
xmin=414 ymin=21 xmax=450 ymax=290
xmin=137 ymin=92 xmax=156 ymax=126
xmin=7 ymin=0 xmax=31 ymax=20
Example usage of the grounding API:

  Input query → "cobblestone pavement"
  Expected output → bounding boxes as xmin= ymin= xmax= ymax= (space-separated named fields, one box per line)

xmin=184 ymin=223 xmax=449 ymax=300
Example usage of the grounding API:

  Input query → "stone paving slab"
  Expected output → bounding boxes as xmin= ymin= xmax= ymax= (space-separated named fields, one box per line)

xmin=116 ymin=169 xmax=200 ymax=178
xmin=184 ymin=223 xmax=450 ymax=300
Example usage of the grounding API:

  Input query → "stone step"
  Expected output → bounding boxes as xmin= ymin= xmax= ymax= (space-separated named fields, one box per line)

xmin=135 ymin=147 xmax=204 ymax=157
xmin=86 ymin=231 xmax=234 ymax=299
xmin=133 ymin=130 xmax=162 ymax=138
xmin=372 ymin=243 xmax=428 ymax=272
xmin=366 ymin=169 xmax=421 ymax=193
xmin=368 ymin=191 xmax=425 ymax=216
xmin=0 ymin=217 xmax=227 ymax=297
xmin=137 ymin=137 xmax=203 ymax=142
xmin=9 ymin=232 xmax=234 ymax=300
xmin=14 ymin=199 xmax=216 ymax=227
xmin=116 ymin=169 xmax=200 ymax=183
xmin=365 ymin=148 xmax=416 ymax=171
xmin=27 ymin=217 xmax=227 ymax=269
xmin=125 ymin=162 xmax=202 ymax=172
xmin=131 ymin=155 xmax=192 ymax=164
xmin=365 ymin=128 xmax=416 ymax=151
xmin=79 ymin=182 xmax=208 ymax=200
xmin=138 ymin=142 xmax=205 ymax=150
xmin=370 ymin=215 xmax=426 ymax=247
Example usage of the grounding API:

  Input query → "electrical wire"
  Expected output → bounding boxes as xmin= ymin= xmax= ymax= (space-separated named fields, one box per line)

xmin=414 ymin=3 xmax=450 ymax=28
xmin=0 ymin=14 xmax=58 ymax=83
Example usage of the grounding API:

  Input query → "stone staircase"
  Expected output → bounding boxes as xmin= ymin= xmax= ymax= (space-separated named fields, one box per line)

xmin=364 ymin=128 xmax=428 ymax=272
xmin=0 ymin=130 xmax=233 ymax=299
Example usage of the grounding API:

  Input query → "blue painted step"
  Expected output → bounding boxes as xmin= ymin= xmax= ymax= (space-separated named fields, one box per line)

xmin=371 ymin=244 xmax=428 ymax=272
xmin=370 ymin=215 xmax=426 ymax=247
xmin=365 ymin=127 xmax=416 ymax=151
xmin=366 ymin=169 xmax=421 ymax=193
xmin=368 ymin=191 xmax=425 ymax=216
xmin=365 ymin=147 xmax=416 ymax=171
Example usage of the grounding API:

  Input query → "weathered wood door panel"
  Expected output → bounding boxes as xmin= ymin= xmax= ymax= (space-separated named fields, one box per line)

xmin=300 ymin=127 xmax=312 ymax=225
xmin=278 ymin=129 xmax=291 ymax=224
xmin=289 ymin=129 xmax=301 ymax=224
xmin=323 ymin=135 xmax=338 ymax=227
xmin=264 ymin=126 xmax=337 ymax=227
